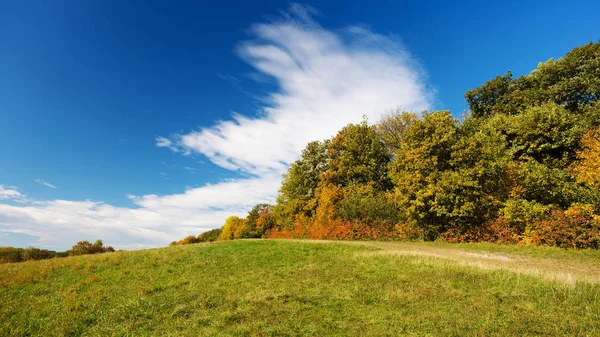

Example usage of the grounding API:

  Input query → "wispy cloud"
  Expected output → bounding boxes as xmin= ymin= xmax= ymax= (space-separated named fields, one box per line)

xmin=0 ymin=4 xmax=432 ymax=250
xmin=155 ymin=136 xmax=184 ymax=153
xmin=217 ymin=73 xmax=243 ymax=85
xmin=160 ymin=4 xmax=431 ymax=175
xmin=35 ymin=179 xmax=57 ymax=189
xmin=0 ymin=185 xmax=27 ymax=202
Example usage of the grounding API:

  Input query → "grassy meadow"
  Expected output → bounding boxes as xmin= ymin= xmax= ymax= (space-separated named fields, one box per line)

xmin=2 ymin=240 xmax=600 ymax=336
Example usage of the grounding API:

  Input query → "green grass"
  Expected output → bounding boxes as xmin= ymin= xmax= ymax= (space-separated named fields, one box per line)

xmin=405 ymin=240 xmax=600 ymax=261
xmin=2 ymin=240 xmax=600 ymax=336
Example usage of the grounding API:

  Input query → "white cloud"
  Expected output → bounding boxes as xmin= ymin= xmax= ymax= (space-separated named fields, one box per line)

xmin=35 ymin=179 xmax=57 ymax=189
xmin=161 ymin=5 xmax=431 ymax=175
xmin=0 ymin=185 xmax=27 ymax=202
xmin=155 ymin=136 xmax=184 ymax=153
xmin=0 ymin=175 xmax=280 ymax=250
xmin=0 ymin=4 xmax=432 ymax=251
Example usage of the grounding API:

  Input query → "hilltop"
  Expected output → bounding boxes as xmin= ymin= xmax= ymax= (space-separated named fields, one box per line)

xmin=2 ymin=240 xmax=600 ymax=336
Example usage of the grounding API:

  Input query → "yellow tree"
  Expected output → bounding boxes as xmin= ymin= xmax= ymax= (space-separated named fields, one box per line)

xmin=219 ymin=216 xmax=244 ymax=241
xmin=573 ymin=127 xmax=600 ymax=187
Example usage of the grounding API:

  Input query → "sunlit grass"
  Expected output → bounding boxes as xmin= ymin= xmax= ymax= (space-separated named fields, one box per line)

xmin=1 ymin=240 xmax=599 ymax=336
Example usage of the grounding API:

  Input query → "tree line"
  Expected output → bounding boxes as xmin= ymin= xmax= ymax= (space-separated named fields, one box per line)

xmin=179 ymin=41 xmax=600 ymax=249
xmin=0 ymin=240 xmax=115 ymax=264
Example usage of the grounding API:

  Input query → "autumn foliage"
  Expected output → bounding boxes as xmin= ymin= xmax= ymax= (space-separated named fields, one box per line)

xmin=174 ymin=41 xmax=600 ymax=249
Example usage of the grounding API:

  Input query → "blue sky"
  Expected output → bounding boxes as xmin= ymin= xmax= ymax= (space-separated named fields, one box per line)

xmin=1 ymin=0 xmax=599 ymax=250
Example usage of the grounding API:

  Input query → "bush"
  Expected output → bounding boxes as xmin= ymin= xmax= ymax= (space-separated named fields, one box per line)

xmin=524 ymin=206 xmax=600 ymax=248
xmin=69 ymin=240 xmax=114 ymax=256
xmin=393 ymin=223 xmax=423 ymax=241
xmin=501 ymin=199 xmax=551 ymax=233
xmin=442 ymin=217 xmax=520 ymax=244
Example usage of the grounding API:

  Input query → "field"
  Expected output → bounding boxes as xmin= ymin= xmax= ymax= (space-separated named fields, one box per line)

xmin=2 ymin=240 xmax=600 ymax=336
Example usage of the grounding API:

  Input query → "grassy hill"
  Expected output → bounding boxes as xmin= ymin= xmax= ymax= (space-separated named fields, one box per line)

xmin=2 ymin=240 xmax=600 ymax=336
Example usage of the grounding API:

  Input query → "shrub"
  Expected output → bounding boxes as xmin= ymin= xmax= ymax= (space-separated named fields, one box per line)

xmin=501 ymin=199 xmax=551 ymax=233
xmin=69 ymin=240 xmax=114 ymax=256
xmin=524 ymin=206 xmax=600 ymax=248
xmin=443 ymin=217 xmax=520 ymax=244
xmin=265 ymin=228 xmax=293 ymax=239
xmin=393 ymin=223 xmax=423 ymax=241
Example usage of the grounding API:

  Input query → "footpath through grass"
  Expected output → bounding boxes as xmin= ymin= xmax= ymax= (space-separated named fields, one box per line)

xmin=1 ymin=240 xmax=600 ymax=336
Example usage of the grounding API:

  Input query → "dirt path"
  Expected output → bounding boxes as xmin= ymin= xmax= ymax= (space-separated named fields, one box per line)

xmin=341 ymin=241 xmax=600 ymax=285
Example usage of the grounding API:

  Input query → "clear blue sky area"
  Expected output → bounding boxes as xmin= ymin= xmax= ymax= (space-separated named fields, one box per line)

xmin=1 ymin=0 xmax=599 ymax=249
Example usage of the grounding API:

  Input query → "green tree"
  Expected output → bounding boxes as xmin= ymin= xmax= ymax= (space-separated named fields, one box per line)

xmin=322 ymin=119 xmax=392 ymax=191
xmin=390 ymin=111 xmax=508 ymax=239
xmin=466 ymin=41 xmax=600 ymax=118
xmin=482 ymin=102 xmax=593 ymax=169
xmin=389 ymin=111 xmax=458 ymax=238
xmin=279 ymin=140 xmax=330 ymax=203
xmin=465 ymin=72 xmax=516 ymax=117
xmin=334 ymin=182 xmax=400 ymax=226
xmin=276 ymin=140 xmax=330 ymax=223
